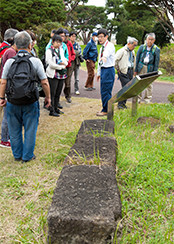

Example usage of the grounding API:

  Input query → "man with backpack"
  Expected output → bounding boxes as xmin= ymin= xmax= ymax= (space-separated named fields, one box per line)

xmin=134 ymin=33 xmax=160 ymax=103
xmin=0 ymin=31 xmax=51 ymax=163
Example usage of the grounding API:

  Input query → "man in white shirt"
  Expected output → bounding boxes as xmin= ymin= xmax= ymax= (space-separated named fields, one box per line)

xmin=96 ymin=29 xmax=115 ymax=116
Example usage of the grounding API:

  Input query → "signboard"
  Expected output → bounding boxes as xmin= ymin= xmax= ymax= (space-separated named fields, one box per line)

xmin=107 ymin=71 xmax=162 ymax=120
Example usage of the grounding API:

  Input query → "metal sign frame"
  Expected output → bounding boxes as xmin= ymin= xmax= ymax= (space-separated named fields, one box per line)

xmin=107 ymin=71 xmax=162 ymax=120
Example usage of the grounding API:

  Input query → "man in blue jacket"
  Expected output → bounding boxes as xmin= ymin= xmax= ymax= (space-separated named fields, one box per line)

xmin=83 ymin=32 xmax=98 ymax=91
xmin=134 ymin=33 xmax=160 ymax=103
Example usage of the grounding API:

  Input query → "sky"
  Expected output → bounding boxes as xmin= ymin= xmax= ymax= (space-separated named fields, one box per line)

xmin=86 ymin=0 xmax=106 ymax=7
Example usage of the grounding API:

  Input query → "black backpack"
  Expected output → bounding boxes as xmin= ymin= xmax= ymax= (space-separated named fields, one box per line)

xmin=6 ymin=53 xmax=38 ymax=105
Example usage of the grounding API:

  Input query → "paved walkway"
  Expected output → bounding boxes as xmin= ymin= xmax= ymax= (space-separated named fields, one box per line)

xmin=70 ymin=69 xmax=174 ymax=104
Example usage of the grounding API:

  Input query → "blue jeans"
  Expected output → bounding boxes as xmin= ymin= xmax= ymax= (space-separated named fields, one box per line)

xmin=1 ymin=107 xmax=10 ymax=142
xmin=6 ymin=101 xmax=40 ymax=161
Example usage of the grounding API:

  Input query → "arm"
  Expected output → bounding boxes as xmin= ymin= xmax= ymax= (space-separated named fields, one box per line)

xmin=115 ymin=49 xmax=123 ymax=72
xmin=71 ymin=43 xmax=76 ymax=61
xmin=134 ymin=46 xmax=142 ymax=73
xmin=0 ymin=78 xmax=7 ymax=106
xmin=41 ymin=78 xmax=51 ymax=107
xmin=45 ymin=49 xmax=66 ymax=70
xmin=83 ymin=42 xmax=91 ymax=60
xmin=153 ymin=48 xmax=160 ymax=71
xmin=63 ymin=43 xmax=69 ymax=62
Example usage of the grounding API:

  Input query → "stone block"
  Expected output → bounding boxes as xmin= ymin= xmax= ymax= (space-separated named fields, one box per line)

xmin=77 ymin=119 xmax=115 ymax=139
xmin=64 ymin=134 xmax=117 ymax=167
xmin=47 ymin=165 xmax=122 ymax=244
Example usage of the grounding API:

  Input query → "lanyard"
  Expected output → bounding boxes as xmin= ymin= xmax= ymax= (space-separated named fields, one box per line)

xmin=101 ymin=41 xmax=108 ymax=57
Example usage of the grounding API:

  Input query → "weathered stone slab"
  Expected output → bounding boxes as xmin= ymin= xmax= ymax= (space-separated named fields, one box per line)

xmin=47 ymin=165 xmax=122 ymax=244
xmin=64 ymin=134 xmax=117 ymax=167
xmin=77 ymin=119 xmax=115 ymax=139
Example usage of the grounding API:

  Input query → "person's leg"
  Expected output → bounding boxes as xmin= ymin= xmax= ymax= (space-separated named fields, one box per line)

xmin=22 ymin=101 xmax=40 ymax=161
xmin=1 ymin=107 xmax=10 ymax=142
xmin=6 ymin=102 xmax=23 ymax=159
xmin=118 ymin=72 xmax=129 ymax=108
xmin=48 ymin=77 xmax=59 ymax=112
xmin=64 ymin=66 xmax=73 ymax=100
xmin=85 ymin=60 xmax=95 ymax=88
xmin=100 ymin=67 xmax=115 ymax=112
xmin=74 ymin=66 xmax=80 ymax=92
xmin=138 ymin=65 xmax=148 ymax=102
xmin=55 ymin=79 xmax=64 ymax=109
xmin=144 ymin=84 xmax=153 ymax=103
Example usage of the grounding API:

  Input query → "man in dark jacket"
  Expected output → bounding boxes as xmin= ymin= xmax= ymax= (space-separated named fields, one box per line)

xmin=134 ymin=33 xmax=160 ymax=103
xmin=83 ymin=32 xmax=98 ymax=91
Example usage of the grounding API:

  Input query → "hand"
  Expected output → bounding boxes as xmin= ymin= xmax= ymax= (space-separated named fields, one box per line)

xmin=97 ymin=76 xmax=100 ymax=82
xmin=44 ymin=97 xmax=51 ymax=108
xmin=134 ymin=72 xmax=137 ymax=76
xmin=86 ymin=59 xmax=90 ymax=62
xmin=0 ymin=99 xmax=7 ymax=107
xmin=101 ymin=57 xmax=107 ymax=63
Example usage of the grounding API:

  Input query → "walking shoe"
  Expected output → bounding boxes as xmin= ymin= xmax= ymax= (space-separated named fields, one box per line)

xmin=15 ymin=158 xmax=22 ymax=161
xmin=96 ymin=111 xmax=107 ymax=116
xmin=92 ymin=87 xmax=96 ymax=90
xmin=75 ymin=90 xmax=80 ymax=95
xmin=86 ymin=87 xmax=93 ymax=91
xmin=0 ymin=141 xmax=11 ymax=148
xmin=117 ymin=105 xmax=125 ymax=110
xmin=22 ymin=155 xmax=36 ymax=163
xmin=49 ymin=111 xmax=60 ymax=117
xmin=66 ymin=98 xmax=72 ymax=103
xmin=55 ymin=109 xmax=64 ymax=114
xmin=57 ymin=103 xmax=63 ymax=109
xmin=84 ymin=86 xmax=88 ymax=90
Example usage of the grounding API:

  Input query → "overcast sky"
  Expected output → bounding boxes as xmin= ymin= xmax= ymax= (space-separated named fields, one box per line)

xmin=86 ymin=0 xmax=106 ymax=7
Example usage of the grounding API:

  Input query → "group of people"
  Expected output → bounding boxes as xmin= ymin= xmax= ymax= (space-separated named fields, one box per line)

xmin=0 ymin=27 xmax=160 ymax=163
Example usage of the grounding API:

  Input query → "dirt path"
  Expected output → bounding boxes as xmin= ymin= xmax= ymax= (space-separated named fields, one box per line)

xmin=69 ymin=69 xmax=174 ymax=104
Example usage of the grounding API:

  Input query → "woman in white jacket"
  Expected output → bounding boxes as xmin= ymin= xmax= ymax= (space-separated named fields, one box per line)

xmin=45 ymin=35 xmax=68 ymax=116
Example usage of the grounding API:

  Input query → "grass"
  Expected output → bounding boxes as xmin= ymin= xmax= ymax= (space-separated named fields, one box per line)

xmin=0 ymin=98 xmax=174 ymax=243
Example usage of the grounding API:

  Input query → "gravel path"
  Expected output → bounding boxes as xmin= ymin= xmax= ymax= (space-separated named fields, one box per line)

xmin=70 ymin=69 xmax=174 ymax=103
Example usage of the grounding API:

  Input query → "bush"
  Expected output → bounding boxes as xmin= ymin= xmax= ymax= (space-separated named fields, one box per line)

xmin=159 ymin=45 xmax=174 ymax=75
xmin=168 ymin=93 xmax=174 ymax=105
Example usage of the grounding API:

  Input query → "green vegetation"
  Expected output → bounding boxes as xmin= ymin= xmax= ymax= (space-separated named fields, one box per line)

xmin=0 ymin=102 xmax=174 ymax=243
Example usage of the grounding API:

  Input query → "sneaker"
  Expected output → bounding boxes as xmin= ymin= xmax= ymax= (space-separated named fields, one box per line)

xmin=66 ymin=98 xmax=72 ymax=103
xmin=75 ymin=90 xmax=80 ymax=95
xmin=0 ymin=141 xmax=11 ymax=148
xmin=92 ymin=87 xmax=96 ymax=90
xmin=86 ymin=87 xmax=93 ymax=91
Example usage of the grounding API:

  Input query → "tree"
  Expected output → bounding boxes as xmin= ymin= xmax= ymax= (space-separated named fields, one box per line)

xmin=106 ymin=0 xmax=156 ymax=44
xmin=152 ymin=22 xmax=170 ymax=48
xmin=125 ymin=0 xmax=174 ymax=41
xmin=69 ymin=5 xmax=108 ymax=44
xmin=63 ymin=0 xmax=88 ymax=26
xmin=0 ymin=0 xmax=66 ymax=37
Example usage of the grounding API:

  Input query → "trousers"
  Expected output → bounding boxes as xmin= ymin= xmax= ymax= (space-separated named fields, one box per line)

xmin=85 ymin=60 xmax=95 ymax=88
xmin=6 ymin=101 xmax=40 ymax=161
xmin=100 ymin=66 xmax=115 ymax=112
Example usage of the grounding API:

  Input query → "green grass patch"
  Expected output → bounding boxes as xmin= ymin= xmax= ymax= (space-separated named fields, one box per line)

xmin=0 ymin=103 xmax=174 ymax=243
xmin=113 ymin=103 xmax=174 ymax=243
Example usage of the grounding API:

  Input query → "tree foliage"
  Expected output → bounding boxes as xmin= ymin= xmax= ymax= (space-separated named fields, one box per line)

xmin=0 ymin=0 xmax=66 ymax=38
xmin=125 ymin=0 xmax=174 ymax=41
xmin=67 ymin=5 xmax=108 ymax=44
